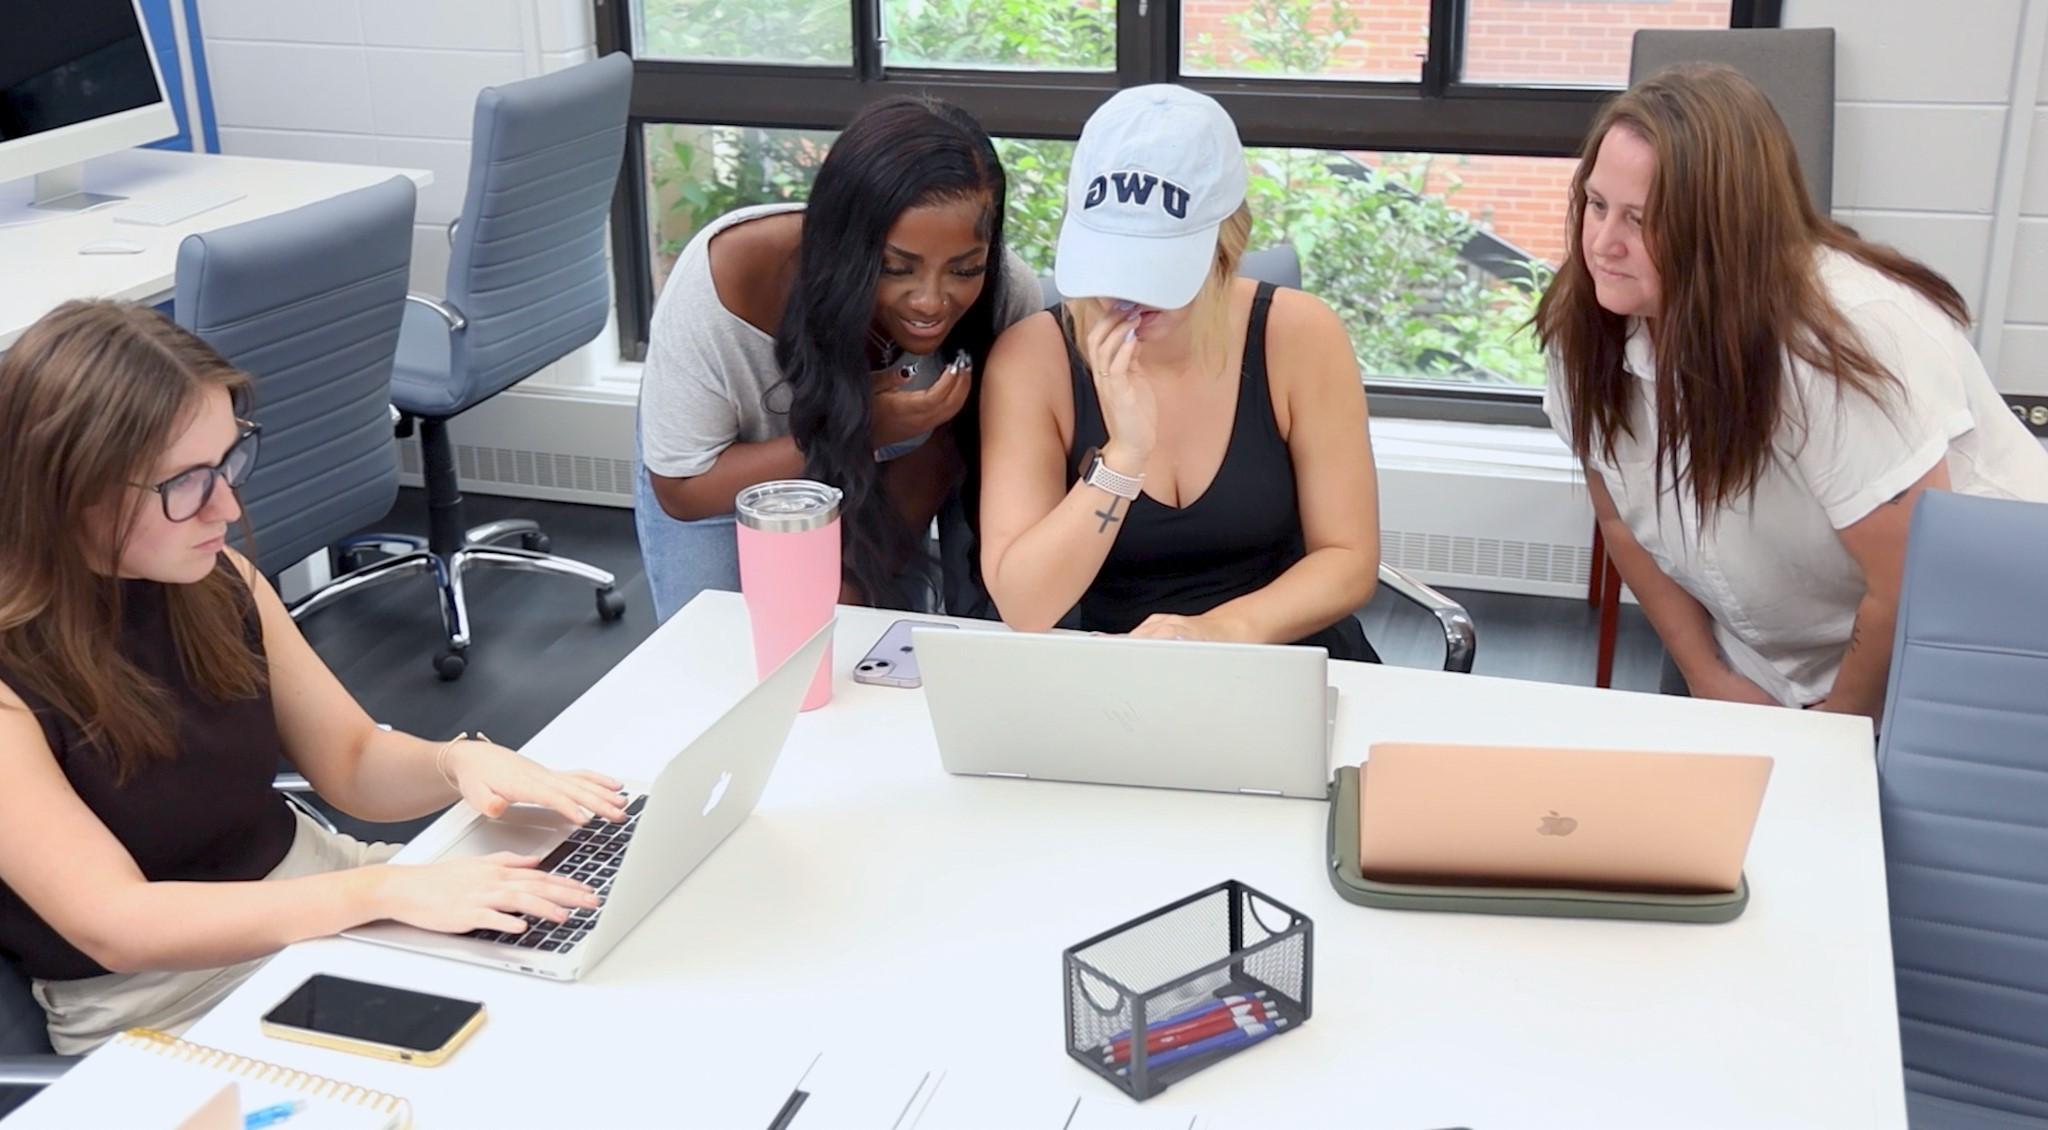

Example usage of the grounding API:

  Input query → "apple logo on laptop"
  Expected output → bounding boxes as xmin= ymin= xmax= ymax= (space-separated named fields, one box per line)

xmin=1537 ymin=810 xmax=1578 ymax=837
xmin=702 ymin=771 xmax=732 ymax=816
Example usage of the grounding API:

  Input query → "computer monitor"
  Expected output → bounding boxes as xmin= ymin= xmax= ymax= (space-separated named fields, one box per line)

xmin=0 ymin=0 xmax=178 ymax=210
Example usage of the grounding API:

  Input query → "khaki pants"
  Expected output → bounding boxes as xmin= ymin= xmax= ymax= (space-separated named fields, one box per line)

xmin=31 ymin=807 xmax=400 ymax=1054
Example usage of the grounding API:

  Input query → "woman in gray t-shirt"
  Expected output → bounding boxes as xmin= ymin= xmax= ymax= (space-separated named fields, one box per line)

xmin=635 ymin=97 xmax=1039 ymax=621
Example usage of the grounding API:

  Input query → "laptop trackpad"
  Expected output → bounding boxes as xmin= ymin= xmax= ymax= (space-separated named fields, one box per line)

xmin=448 ymin=807 xmax=577 ymax=859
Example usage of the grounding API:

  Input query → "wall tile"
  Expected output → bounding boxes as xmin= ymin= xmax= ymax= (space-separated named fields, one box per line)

xmin=217 ymin=126 xmax=384 ymax=166
xmin=195 ymin=0 xmax=361 ymax=44
xmin=377 ymin=137 xmax=474 ymax=225
xmin=535 ymin=0 xmax=597 ymax=53
xmin=360 ymin=0 xmax=524 ymax=50
xmin=1998 ymin=324 xmax=2048 ymax=396
xmin=365 ymin=48 xmax=526 ymax=139
xmin=1783 ymin=0 xmax=2025 ymax=104
xmin=1833 ymin=210 xmax=1994 ymax=316
xmin=410 ymin=223 xmax=454 ymax=296
xmin=541 ymin=46 xmax=597 ymax=73
xmin=1834 ymin=105 xmax=2006 ymax=213
xmin=205 ymin=41 xmax=374 ymax=133
xmin=2003 ymin=218 xmax=2048 ymax=324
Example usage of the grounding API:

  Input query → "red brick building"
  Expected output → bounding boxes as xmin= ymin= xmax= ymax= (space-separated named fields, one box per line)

xmin=1183 ymin=0 xmax=1731 ymax=264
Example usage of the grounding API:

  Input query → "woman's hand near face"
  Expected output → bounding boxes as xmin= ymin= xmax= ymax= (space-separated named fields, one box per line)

xmin=871 ymin=356 xmax=972 ymax=449
xmin=1085 ymin=303 xmax=1155 ymax=471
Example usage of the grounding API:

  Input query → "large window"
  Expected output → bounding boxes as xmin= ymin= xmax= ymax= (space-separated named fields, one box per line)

xmin=605 ymin=0 xmax=1777 ymax=409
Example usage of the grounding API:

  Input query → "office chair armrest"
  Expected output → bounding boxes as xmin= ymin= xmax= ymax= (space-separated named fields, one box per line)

xmin=1377 ymin=563 xmax=1477 ymax=673
xmin=272 ymin=774 xmax=338 ymax=834
xmin=405 ymin=293 xmax=467 ymax=332
xmin=0 ymin=1054 xmax=80 ymax=1087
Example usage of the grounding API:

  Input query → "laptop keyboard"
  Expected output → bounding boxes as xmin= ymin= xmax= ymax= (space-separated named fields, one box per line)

xmin=465 ymin=793 xmax=646 ymax=954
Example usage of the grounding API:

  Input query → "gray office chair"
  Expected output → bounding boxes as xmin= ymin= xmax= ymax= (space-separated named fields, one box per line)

xmin=1878 ymin=492 xmax=2048 ymax=1129
xmin=1039 ymin=245 xmax=1477 ymax=672
xmin=174 ymin=175 xmax=427 ymax=621
xmin=377 ymin=53 xmax=633 ymax=679
xmin=1629 ymin=28 xmax=1836 ymax=209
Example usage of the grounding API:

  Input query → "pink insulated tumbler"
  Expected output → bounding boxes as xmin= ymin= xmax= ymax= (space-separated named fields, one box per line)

xmin=735 ymin=479 xmax=843 ymax=711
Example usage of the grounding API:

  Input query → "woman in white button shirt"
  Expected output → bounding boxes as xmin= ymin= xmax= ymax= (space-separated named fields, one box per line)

xmin=1537 ymin=64 xmax=2048 ymax=719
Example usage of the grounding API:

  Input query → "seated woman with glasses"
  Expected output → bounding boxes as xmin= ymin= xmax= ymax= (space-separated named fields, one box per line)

xmin=0 ymin=302 xmax=627 ymax=1053
xmin=633 ymin=95 xmax=1040 ymax=620
xmin=976 ymin=86 xmax=1381 ymax=659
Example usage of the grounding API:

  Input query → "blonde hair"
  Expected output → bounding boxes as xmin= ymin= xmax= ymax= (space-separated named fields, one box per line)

xmin=1065 ymin=202 xmax=1254 ymax=373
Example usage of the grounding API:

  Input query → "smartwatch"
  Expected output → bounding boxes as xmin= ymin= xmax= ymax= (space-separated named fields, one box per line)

xmin=1083 ymin=448 xmax=1143 ymax=500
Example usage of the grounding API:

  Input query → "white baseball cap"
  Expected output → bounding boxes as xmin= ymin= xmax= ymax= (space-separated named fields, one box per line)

xmin=1054 ymin=84 xmax=1249 ymax=311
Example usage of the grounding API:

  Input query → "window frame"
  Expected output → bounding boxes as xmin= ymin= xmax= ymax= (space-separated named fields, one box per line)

xmin=598 ymin=0 xmax=1783 ymax=420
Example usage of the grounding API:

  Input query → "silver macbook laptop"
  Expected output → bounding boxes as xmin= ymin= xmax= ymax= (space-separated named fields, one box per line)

xmin=343 ymin=622 xmax=833 ymax=981
xmin=915 ymin=628 xmax=1334 ymax=799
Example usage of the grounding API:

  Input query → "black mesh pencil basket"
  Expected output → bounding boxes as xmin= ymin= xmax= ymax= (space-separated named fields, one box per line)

xmin=1063 ymin=880 xmax=1312 ymax=1101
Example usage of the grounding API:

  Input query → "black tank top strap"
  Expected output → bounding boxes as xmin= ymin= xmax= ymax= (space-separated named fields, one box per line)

xmin=1239 ymin=282 xmax=1285 ymax=449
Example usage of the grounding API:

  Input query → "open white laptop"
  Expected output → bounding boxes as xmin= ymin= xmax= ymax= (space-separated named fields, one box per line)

xmin=915 ymin=628 xmax=1335 ymax=799
xmin=343 ymin=622 xmax=833 ymax=981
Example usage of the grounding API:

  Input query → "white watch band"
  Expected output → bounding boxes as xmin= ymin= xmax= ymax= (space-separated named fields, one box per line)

xmin=1085 ymin=452 xmax=1144 ymax=500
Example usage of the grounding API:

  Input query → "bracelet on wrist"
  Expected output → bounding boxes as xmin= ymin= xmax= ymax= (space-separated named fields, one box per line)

xmin=434 ymin=731 xmax=492 ymax=789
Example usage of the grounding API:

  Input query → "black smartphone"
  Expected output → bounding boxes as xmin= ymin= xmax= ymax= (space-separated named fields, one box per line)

xmin=260 ymin=974 xmax=485 ymax=1066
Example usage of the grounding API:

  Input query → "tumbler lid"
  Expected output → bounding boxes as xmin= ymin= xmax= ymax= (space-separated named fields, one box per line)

xmin=735 ymin=479 xmax=843 ymax=533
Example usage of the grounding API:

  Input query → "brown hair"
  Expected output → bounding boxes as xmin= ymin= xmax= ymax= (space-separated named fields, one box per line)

xmin=1535 ymin=63 xmax=1969 ymax=523
xmin=1066 ymin=202 xmax=1255 ymax=371
xmin=0 ymin=301 xmax=265 ymax=780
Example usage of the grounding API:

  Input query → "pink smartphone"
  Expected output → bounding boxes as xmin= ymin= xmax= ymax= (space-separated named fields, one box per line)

xmin=853 ymin=618 xmax=956 ymax=688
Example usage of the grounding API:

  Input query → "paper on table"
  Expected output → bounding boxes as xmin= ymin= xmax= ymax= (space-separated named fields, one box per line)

xmin=2 ymin=1030 xmax=404 ymax=1130
xmin=902 ymin=1066 xmax=1081 ymax=1130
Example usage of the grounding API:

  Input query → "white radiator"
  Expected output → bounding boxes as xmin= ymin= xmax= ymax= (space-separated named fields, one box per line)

xmin=407 ymin=391 xmax=1604 ymax=598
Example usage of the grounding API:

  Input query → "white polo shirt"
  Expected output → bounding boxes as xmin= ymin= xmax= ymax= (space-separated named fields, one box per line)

xmin=1545 ymin=249 xmax=2048 ymax=706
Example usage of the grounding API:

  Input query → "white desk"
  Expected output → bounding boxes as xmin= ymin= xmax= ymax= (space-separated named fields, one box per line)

xmin=48 ymin=593 xmax=1903 ymax=1128
xmin=0 ymin=150 xmax=433 ymax=351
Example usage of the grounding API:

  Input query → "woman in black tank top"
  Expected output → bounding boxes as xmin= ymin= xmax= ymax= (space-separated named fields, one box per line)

xmin=0 ymin=303 xmax=630 ymax=1051
xmin=977 ymin=86 xmax=1382 ymax=662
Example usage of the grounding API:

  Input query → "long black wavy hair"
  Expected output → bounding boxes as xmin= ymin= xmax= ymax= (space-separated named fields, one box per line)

xmin=776 ymin=95 xmax=1008 ymax=606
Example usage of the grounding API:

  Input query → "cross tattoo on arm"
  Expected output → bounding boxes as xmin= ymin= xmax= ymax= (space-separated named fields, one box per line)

xmin=1095 ymin=497 xmax=1123 ymax=534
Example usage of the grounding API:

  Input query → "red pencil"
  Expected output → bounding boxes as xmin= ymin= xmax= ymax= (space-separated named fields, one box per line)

xmin=1103 ymin=1001 xmax=1278 ymax=1064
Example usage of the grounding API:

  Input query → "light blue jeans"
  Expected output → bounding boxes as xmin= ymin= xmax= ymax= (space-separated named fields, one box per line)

xmin=634 ymin=456 xmax=742 ymax=625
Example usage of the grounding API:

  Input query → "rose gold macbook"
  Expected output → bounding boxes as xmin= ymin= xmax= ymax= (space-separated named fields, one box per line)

xmin=1357 ymin=742 xmax=1774 ymax=893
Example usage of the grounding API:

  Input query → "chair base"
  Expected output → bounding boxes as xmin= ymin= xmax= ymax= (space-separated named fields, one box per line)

xmin=290 ymin=521 xmax=624 ymax=681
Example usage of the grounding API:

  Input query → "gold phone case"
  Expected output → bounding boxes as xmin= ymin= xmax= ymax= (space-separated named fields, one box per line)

xmin=259 ymin=1005 xmax=485 ymax=1068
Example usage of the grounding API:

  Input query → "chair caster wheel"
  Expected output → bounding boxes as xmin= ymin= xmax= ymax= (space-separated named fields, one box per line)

xmin=435 ymin=650 xmax=467 ymax=681
xmin=596 ymin=588 xmax=626 ymax=622
xmin=521 ymin=530 xmax=552 ymax=553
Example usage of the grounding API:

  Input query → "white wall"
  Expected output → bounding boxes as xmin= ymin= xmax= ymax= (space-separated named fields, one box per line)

xmin=194 ymin=0 xmax=598 ymax=297
xmin=1787 ymin=0 xmax=2048 ymax=396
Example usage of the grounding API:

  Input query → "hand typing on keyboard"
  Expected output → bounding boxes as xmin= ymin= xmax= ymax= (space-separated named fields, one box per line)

xmin=366 ymin=849 xmax=603 ymax=938
xmin=462 ymin=794 xmax=647 ymax=953
xmin=357 ymin=740 xmax=634 ymax=940
xmin=438 ymin=737 xmax=632 ymax=826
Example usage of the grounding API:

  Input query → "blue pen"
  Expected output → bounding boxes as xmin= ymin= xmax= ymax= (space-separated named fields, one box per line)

xmin=1117 ymin=1018 xmax=1289 ymax=1076
xmin=243 ymin=1100 xmax=305 ymax=1130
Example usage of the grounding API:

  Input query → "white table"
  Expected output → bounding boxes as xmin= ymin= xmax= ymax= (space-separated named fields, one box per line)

xmin=67 ymin=593 xmax=1901 ymax=1128
xmin=0 ymin=150 xmax=433 ymax=351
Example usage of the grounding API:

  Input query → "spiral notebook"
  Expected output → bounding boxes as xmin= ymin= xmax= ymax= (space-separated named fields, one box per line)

xmin=7 ymin=1028 xmax=410 ymax=1130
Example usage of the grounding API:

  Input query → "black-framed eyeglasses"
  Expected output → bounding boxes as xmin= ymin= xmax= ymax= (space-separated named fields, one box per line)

xmin=140 ymin=420 xmax=261 ymax=522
